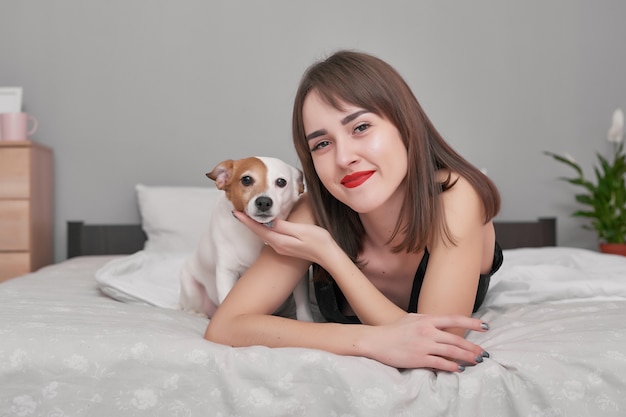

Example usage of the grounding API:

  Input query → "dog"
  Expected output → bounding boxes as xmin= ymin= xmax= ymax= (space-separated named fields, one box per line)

xmin=179 ymin=156 xmax=313 ymax=321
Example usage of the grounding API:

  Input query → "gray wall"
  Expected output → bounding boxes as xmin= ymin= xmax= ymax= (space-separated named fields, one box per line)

xmin=2 ymin=1 xmax=626 ymax=262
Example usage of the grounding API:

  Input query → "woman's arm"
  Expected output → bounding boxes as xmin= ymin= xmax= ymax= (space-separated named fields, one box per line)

xmin=418 ymin=175 xmax=496 ymax=337
xmin=208 ymin=301 xmax=488 ymax=371
xmin=232 ymin=194 xmax=407 ymax=326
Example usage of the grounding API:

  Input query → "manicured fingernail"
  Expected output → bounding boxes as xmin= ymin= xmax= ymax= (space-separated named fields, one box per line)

xmin=458 ymin=365 xmax=465 ymax=372
xmin=481 ymin=351 xmax=490 ymax=358
xmin=481 ymin=322 xmax=490 ymax=331
xmin=475 ymin=355 xmax=483 ymax=363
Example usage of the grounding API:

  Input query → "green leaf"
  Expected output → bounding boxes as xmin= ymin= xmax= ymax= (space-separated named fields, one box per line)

xmin=543 ymin=151 xmax=583 ymax=176
xmin=546 ymin=141 xmax=626 ymax=243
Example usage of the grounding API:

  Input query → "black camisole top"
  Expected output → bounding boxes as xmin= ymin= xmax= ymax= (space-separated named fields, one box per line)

xmin=314 ymin=242 xmax=504 ymax=324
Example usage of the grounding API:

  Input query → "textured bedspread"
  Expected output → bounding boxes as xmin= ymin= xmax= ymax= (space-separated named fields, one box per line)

xmin=1 ymin=249 xmax=626 ymax=416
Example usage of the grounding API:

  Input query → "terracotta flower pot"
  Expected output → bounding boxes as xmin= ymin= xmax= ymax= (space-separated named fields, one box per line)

xmin=599 ymin=243 xmax=626 ymax=256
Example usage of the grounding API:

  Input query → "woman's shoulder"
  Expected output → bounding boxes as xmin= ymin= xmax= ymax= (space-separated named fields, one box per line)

xmin=427 ymin=171 xmax=489 ymax=251
xmin=437 ymin=170 xmax=479 ymax=199
xmin=438 ymin=171 xmax=485 ymax=224
xmin=437 ymin=167 xmax=500 ymax=223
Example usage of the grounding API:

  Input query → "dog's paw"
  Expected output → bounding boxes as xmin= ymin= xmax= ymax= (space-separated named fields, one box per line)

xmin=177 ymin=303 xmax=209 ymax=319
xmin=187 ymin=310 xmax=209 ymax=319
xmin=185 ymin=308 xmax=208 ymax=319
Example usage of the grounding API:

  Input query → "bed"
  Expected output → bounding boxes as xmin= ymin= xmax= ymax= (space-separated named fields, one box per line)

xmin=1 ymin=185 xmax=625 ymax=416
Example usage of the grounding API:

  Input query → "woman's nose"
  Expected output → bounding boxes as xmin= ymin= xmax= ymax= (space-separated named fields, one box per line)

xmin=335 ymin=136 xmax=359 ymax=168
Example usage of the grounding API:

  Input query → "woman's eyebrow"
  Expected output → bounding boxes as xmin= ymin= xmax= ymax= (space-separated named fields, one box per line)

xmin=305 ymin=110 xmax=369 ymax=141
xmin=306 ymin=129 xmax=326 ymax=141
xmin=341 ymin=110 xmax=368 ymax=125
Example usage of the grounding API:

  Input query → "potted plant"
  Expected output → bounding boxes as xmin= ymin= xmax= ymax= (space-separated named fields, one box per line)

xmin=545 ymin=108 xmax=626 ymax=255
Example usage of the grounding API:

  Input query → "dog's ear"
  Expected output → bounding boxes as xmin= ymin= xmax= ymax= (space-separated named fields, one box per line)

xmin=207 ymin=160 xmax=234 ymax=190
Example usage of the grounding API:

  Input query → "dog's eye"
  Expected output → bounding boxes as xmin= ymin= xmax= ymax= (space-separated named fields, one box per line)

xmin=276 ymin=178 xmax=287 ymax=188
xmin=241 ymin=176 xmax=254 ymax=186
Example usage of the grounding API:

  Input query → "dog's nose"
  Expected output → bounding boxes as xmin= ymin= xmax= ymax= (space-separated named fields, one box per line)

xmin=255 ymin=196 xmax=273 ymax=212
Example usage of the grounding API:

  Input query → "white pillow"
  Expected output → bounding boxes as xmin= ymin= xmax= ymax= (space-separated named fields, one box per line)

xmin=136 ymin=184 xmax=222 ymax=253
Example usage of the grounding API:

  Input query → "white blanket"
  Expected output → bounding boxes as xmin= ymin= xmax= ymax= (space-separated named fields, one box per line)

xmin=484 ymin=247 xmax=626 ymax=307
xmin=95 ymin=251 xmax=188 ymax=309
xmin=95 ymin=247 xmax=626 ymax=311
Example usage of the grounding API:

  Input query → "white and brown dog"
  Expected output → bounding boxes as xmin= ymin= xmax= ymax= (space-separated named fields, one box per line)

xmin=179 ymin=156 xmax=313 ymax=321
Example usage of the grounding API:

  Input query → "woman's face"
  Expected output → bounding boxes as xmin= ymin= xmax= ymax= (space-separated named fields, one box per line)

xmin=302 ymin=90 xmax=408 ymax=214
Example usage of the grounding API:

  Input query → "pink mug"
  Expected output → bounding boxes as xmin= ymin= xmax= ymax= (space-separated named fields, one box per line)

xmin=0 ymin=112 xmax=38 ymax=141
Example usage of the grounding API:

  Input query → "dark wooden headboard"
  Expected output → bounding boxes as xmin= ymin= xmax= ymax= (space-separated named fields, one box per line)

xmin=67 ymin=217 xmax=556 ymax=258
xmin=67 ymin=221 xmax=146 ymax=258
xmin=494 ymin=217 xmax=556 ymax=250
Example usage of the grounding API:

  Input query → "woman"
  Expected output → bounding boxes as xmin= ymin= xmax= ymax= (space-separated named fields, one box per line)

xmin=205 ymin=50 xmax=502 ymax=372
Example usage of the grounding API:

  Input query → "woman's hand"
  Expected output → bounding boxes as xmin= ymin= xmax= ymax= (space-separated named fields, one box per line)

xmin=361 ymin=313 xmax=489 ymax=371
xmin=233 ymin=211 xmax=335 ymax=265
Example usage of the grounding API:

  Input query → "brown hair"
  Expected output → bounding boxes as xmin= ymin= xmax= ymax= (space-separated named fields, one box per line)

xmin=292 ymin=50 xmax=500 ymax=281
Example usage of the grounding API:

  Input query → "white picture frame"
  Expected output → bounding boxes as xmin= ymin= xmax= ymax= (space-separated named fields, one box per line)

xmin=0 ymin=87 xmax=23 ymax=113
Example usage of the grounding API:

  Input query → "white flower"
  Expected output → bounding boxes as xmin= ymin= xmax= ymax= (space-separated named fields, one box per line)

xmin=42 ymin=381 xmax=59 ymax=399
xmin=185 ymin=349 xmax=211 ymax=365
xmin=596 ymin=393 xmax=619 ymax=412
xmin=63 ymin=354 xmax=89 ymax=372
xmin=163 ymin=374 xmax=180 ymax=390
xmin=360 ymin=387 xmax=387 ymax=408
xmin=459 ymin=377 xmax=481 ymax=399
xmin=248 ymin=387 xmax=273 ymax=407
xmin=130 ymin=389 xmax=158 ymax=410
xmin=561 ymin=379 xmax=585 ymax=400
xmin=607 ymin=108 xmax=624 ymax=143
xmin=10 ymin=395 xmax=37 ymax=416
xmin=10 ymin=349 xmax=28 ymax=369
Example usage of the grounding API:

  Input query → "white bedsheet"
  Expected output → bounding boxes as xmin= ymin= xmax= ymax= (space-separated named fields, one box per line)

xmin=1 ymin=249 xmax=626 ymax=416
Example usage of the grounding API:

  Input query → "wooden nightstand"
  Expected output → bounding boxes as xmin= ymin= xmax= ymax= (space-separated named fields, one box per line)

xmin=0 ymin=140 xmax=53 ymax=282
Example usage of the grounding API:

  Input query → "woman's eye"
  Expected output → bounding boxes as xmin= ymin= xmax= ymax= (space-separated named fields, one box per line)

xmin=310 ymin=140 xmax=330 ymax=152
xmin=354 ymin=123 xmax=371 ymax=134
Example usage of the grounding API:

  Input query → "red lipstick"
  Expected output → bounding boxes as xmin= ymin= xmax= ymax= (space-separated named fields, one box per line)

xmin=341 ymin=171 xmax=375 ymax=189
